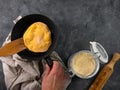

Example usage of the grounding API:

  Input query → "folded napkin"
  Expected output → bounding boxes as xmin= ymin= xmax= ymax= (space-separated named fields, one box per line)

xmin=0 ymin=32 xmax=71 ymax=90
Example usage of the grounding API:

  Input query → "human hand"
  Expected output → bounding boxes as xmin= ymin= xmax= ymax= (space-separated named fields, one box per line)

xmin=42 ymin=61 xmax=68 ymax=90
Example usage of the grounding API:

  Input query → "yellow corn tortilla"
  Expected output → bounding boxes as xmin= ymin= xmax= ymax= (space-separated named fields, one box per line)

xmin=23 ymin=22 xmax=52 ymax=52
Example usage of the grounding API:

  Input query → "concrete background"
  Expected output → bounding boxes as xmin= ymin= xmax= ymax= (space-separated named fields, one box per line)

xmin=0 ymin=0 xmax=120 ymax=90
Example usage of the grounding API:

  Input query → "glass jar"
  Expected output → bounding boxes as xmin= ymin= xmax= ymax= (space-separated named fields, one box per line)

xmin=68 ymin=41 xmax=108 ymax=79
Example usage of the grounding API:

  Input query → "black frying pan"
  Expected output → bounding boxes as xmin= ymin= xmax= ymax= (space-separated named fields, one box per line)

xmin=11 ymin=14 xmax=58 ymax=67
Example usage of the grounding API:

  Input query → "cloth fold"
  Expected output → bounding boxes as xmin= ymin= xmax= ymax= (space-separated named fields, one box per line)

xmin=0 ymin=32 xmax=71 ymax=90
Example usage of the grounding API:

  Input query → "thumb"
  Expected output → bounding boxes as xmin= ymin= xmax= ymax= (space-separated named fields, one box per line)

xmin=44 ymin=64 xmax=50 ymax=76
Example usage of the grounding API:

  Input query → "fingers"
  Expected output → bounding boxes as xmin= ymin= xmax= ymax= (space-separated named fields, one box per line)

xmin=44 ymin=64 xmax=50 ymax=77
xmin=45 ymin=61 xmax=67 ymax=78
xmin=51 ymin=61 xmax=66 ymax=76
xmin=51 ymin=61 xmax=60 ymax=73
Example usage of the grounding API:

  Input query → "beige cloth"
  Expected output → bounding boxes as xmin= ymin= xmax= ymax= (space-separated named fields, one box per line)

xmin=0 ymin=32 xmax=71 ymax=90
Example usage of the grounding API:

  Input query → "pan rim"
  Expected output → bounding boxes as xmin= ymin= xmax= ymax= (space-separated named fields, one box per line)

xmin=11 ymin=14 xmax=58 ymax=60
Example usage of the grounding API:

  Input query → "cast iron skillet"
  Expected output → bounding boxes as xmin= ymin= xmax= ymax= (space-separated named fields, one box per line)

xmin=11 ymin=14 xmax=58 ymax=67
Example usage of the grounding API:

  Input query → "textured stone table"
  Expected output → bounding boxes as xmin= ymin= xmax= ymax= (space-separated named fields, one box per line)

xmin=0 ymin=0 xmax=120 ymax=90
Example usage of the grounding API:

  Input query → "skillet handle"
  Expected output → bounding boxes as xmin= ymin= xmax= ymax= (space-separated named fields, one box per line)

xmin=45 ymin=57 xmax=53 ymax=68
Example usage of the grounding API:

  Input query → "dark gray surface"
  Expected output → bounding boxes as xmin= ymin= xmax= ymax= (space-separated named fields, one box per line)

xmin=0 ymin=0 xmax=120 ymax=90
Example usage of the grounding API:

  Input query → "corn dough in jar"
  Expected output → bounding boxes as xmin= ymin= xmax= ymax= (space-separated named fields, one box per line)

xmin=71 ymin=52 xmax=96 ymax=77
